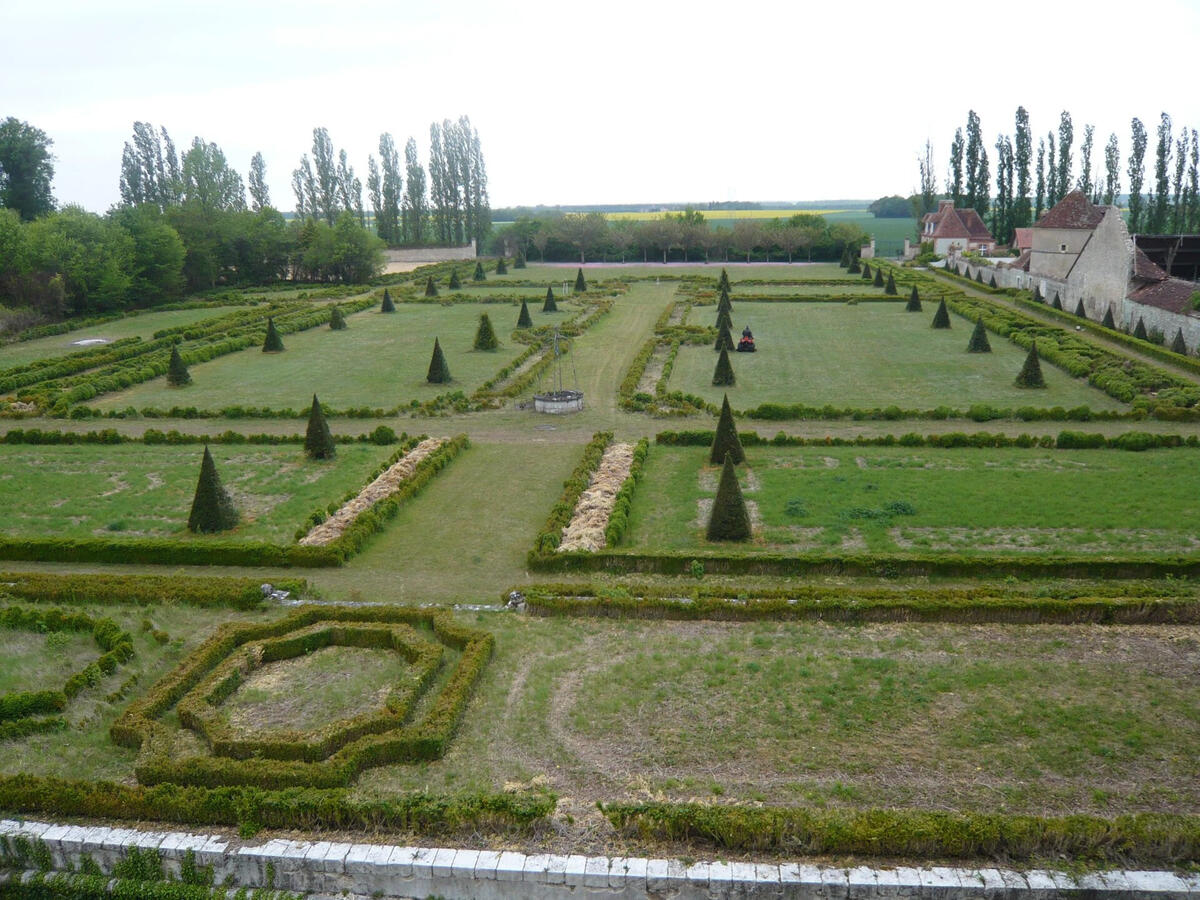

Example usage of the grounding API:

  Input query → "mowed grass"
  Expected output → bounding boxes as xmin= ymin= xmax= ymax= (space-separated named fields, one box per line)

xmin=0 ymin=306 xmax=248 ymax=371
xmin=0 ymin=443 xmax=393 ymax=542
xmin=503 ymin=263 xmax=842 ymax=282
xmin=624 ymin=444 xmax=1200 ymax=555
xmin=357 ymin=615 xmax=1200 ymax=816
xmin=667 ymin=302 xmax=1127 ymax=411
xmin=87 ymin=303 xmax=533 ymax=412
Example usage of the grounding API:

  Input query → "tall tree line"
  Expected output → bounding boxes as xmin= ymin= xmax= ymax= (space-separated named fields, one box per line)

xmin=427 ymin=116 xmax=489 ymax=250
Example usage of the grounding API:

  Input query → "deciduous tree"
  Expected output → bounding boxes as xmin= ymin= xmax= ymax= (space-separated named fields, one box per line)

xmin=0 ymin=118 xmax=55 ymax=221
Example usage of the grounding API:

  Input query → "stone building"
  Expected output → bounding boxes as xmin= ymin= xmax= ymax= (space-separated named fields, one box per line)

xmin=920 ymin=200 xmax=997 ymax=255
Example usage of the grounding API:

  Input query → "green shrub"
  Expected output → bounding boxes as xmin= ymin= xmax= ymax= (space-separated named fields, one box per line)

xmin=516 ymin=299 xmax=532 ymax=328
xmin=495 ymin=257 xmax=507 ymax=275
xmin=1051 ymin=292 xmax=1062 ymax=310
xmin=166 ymin=346 xmax=191 ymax=387
xmin=473 ymin=313 xmax=499 ymax=350
xmin=1101 ymin=307 xmax=1115 ymax=329
xmin=848 ymin=256 xmax=861 ymax=274
xmin=381 ymin=289 xmax=395 ymax=312
xmin=1015 ymin=341 xmax=1046 ymax=388
xmin=712 ymin=348 xmax=735 ymax=386
xmin=873 ymin=267 xmax=884 ymax=287
xmin=473 ymin=261 xmax=485 ymax=282
xmin=328 ymin=305 xmax=348 ymax=330
xmin=989 ymin=273 xmax=997 ymax=288
xmin=884 ymin=271 xmax=897 ymax=295
xmin=966 ymin=318 xmax=991 ymax=353
xmin=861 ymin=262 xmax=871 ymax=280
xmin=1033 ymin=285 xmax=1043 ymax=302
xmin=1134 ymin=317 xmax=1149 ymax=340
xmin=706 ymin=452 xmax=751 ymax=542
xmin=714 ymin=323 xmax=734 ymax=352
xmin=426 ymin=337 xmax=452 ymax=383
xmin=718 ymin=268 xmax=731 ymax=292
xmin=303 ymin=395 xmax=336 ymax=460
xmin=514 ymin=252 xmax=526 ymax=269
xmin=424 ymin=276 xmax=438 ymax=298
xmin=448 ymin=269 xmax=461 ymax=290
xmin=574 ymin=267 xmax=587 ymax=292
xmin=931 ymin=299 xmax=951 ymax=328
xmin=906 ymin=286 xmax=922 ymax=311
xmin=709 ymin=394 xmax=744 ymax=465
xmin=543 ymin=285 xmax=557 ymax=313
xmin=1173 ymin=329 xmax=1188 ymax=355
xmin=261 ymin=317 xmax=284 ymax=352
xmin=715 ymin=307 xmax=732 ymax=332
xmin=186 ymin=447 xmax=239 ymax=533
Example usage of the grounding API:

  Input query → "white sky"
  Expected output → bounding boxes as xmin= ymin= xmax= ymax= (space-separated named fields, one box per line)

xmin=5 ymin=0 xmax=1199 ymax=213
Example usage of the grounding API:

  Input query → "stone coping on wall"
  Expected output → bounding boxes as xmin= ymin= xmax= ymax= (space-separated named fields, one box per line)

xmin=1 ymin=819 xmax=1197 ymax=898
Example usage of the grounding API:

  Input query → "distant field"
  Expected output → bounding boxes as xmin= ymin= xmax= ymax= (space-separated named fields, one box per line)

xmin=826 ymin=211 xmax=916 ymax=257
xmin=623 ymin=444 xmax=1200 ymax=556
xmin=602 ymin=209 xmax=849 ymax=221
xmin=666 ymin=301 xmax=1126 ymax=412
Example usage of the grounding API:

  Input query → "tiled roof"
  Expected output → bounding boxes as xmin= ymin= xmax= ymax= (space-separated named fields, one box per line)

xmin=1000 ymin=249 xmax=1032 ymax=271
xmin=1133 ymin=247 xmax=1170 ymax=283
xmin=1033 ymin=190 xmax=1107 ymax=230
xmin=1129 ymin=277 xmax=1200 ymax=315
xmin=956 ymin=208 xmax=995 ymax=241
xmin=1013 ymin=228 xmax=1033 ymax=249
xmin=924 ymin=204 xmax=994 ymax=242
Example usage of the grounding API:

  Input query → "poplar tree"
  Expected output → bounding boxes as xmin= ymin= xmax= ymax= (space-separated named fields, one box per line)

xmin=906 ymin=286 xmax=922 ymax=311
xmin=304 ymin=394 xmax=336 ymax=460
xmin=425 ymin=276 xmax=438 ymax=297
xmin=1015 ymin=341 xmax=1045 ymax=388
xmin=1013 ymin=106 xmax=1033 ymax=228
xmin=543 ymin=285 xmax=558 ymax=312
xmin=427 ymin=337 xmax=451 ymax=383
xmin=187 ymin=446 xmax=239 ymax=533
xmin=948 ymin=128 xmax=964 ymax=207
xmin=705 ymin=452 xmax=751 ymax=542
xmin=329 ymin=305 xmax=347 ymax=330
xmin=262 ymin=317 xmax=285 ymax=351
xmin=931 ymin=299 xmax=951 ymax=328
xmin=1035 ymin=138 xmax=1046 ymax=220
xmin=1128 ymin=117 xmax=1148 ymax=232
xmin=709 ymin=394 xmax=745 ymax=465
xmin=712 ymin=348 xmax=735 ymax=386
xmin=967 ymin=318 xmax=991 ymax=352
xmin=1103 ymin=133 xmax=1121 ymax=205
xmin=1056 ymin=111 xmax=1074 ymax=200
xmin=381 ymin=289 xmax=395 ymax=312
xmin=473 ymin=312 xmax=498 ymax=350
xmin=517 ymin=299 xmax=532 ymax=328
xmin=1149 ymin=113 xmax=1173 ymax=233
xmin=574 ymin=267 xmax=587 ymax=292
xmin=166 ymin=345 xmax=191 ymax=386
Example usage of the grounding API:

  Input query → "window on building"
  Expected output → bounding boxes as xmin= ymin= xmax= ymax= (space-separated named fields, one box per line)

xmin=1060 ymin=243 xmax=1068 ymax=252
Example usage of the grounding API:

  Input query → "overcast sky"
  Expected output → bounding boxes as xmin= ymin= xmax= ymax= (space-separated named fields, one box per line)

xmin=6 ymin=0 xmax=1199 ymax=214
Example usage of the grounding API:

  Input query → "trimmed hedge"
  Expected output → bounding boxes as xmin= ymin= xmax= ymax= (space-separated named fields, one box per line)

xmin=599 ymin=801 xmax=1200 ymax=864
xmin=0 ymin=572 xmax=297 ymax=610
xmin=112 ymin=605 xmax=493 ymax=789
xmin=531 ymin=432 xmax=612 ymax=556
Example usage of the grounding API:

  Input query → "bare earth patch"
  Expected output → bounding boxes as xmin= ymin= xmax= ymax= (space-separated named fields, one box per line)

xmin=698 ymin=468 xmax=760 ymax=492
xmin=890 ymin=526 xmax=1200 ymax=554
xmin=559 ymin=443 xmax=635 ymax=552
xmin=299 ymin=438 xmax=445 ymax=546
xmin=635 ymin=344 xmax=669 ymax=395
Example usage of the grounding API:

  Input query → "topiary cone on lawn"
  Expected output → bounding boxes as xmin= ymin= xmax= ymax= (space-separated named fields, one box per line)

xmin=715 ymin=322 xmax=734 ymax=352
xmin=718 ymin=268 xmax=731 ymax=292
xmin=1134 ymin=317 xmax=1148 ymax=340
xmin=166 ymin=345 xmax=191 ymax=386
xmin=706 ymin=451 xmax=751 ymax=542
xmin=906 ymin=286 xmax=922 ymax=311
xmin=1075 ymin=298 xmax=1087 ymax=318
xmin=574 ymin=267 xmax=587 ymax=292
xmin=717 ymin=284 xmax=732 ymax=315
xmin=262 ymin=317 xmax=285 ymax=351
xmin=931 ymin=299 xmax=951 ymax=329
xmin=304 ymin=394 xmax=336 ymax=460
xmin=1033 ymin=285 xmax=1043 ymax=302
xmin=966 ymin=317 xmax=991 ymax=352
xmin=187 ymin=446 xmax=239 ymax=533
xmin=516 ymin=299 xmax=532 ymax=328
xmin=884 ymin=271 xmax=897 ymax=295
xmin=448 ymin=269 xmax=461 ymax=290
xmin=425 ymin=276 xmax=438 ymax=297
xmin=848 ymin=256 xmax=861 ymax=274
xmin=861 ymin=262 xmax=871 ymax=280
xmin=873 ymin=267 xmax=884 ymax=287
xmin=712 ymin=347 xmax=735 ymax=386
xmin=710 ymin=393 xmax=745 ymax=465
xmin=473 ymin=313 xmax=499 ymax=350
xmin=839 ymin=248 xmax=850 ymax=268
xmin=543 ymin=285 xmax=558 ymax=312
xmin=1101 ymin=307 xmax=1115 ymax=329
xmin=427 ymin=337 xmax=451 ymax=383
xmin=1015 ymin=341 xmax=1046 ymax=388
xmin=473 ymin=261 xmax=486 ymax=282
xmin=381 ymin=289 xmax=396 ymax=312
xmin=329 ymin=305 xmax=348 ymax=330
xmin=1051 ymin=292 xmax=1062 ymax=310
xmin=989 ymin=273 xmax=998 ymax=288
xmin=716 ymin=307 xmax=733 ymax=333
xmin=1172 ymin=329 xmax=1188 ymax=355
xmin=496 ymin=257 xmax=507 ymax=275
xmin=514 ymin=252 xmax=526 ymax=269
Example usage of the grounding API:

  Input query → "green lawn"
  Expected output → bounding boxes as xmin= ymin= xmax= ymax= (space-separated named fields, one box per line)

xmin=622 ymin=444 xmax=1200 ymax=555
xmin=88 ymin=303 xmax=536 ymax=412
xmin=501 ymin=263 xmax=845 ymax=281
xmin=0 ymin=443 xmax=393 ymax=542
xmin=0 ymin=306 xmax=248 ymax=371
xmin=666 ymin=302 xmax=1127 ymax=411
xmin=0 ymin=627 xmax=99 ymax=695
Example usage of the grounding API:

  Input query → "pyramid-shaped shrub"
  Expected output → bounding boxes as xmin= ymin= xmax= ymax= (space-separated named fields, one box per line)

xmin=543 ymin=285 xmax=558 ymax=312
xmin=873 ymin=267 xmax=884 ymax=287
xmin=262 ymin=317 xmax=285 ymax=352
xmin=717 ymin=284 xmax=732 ymax=315
xmin=449 ymin=269 xmax=461 ymax=290
xmin=931 ymin=299 xmax=951 ymax=328
xmin=187 ymin=446 xmax=239 ymax=533
xmin=1015 ymin=341 xmax=1046 ymax=388
xmin=839 ymin=248 xmax=851 ymax=268
xmin=1134 ymin=317 xmax=1148 ymax=340
xmin=706 ymin=452 xmax=751 ymax=542
xmin=1172 ymin=329 xmax=1188 ymax=355
xmin=1101 ymin=307 xmax=1115 ymax=329
xmin=718 ymin=268 xmax=731 ymax=292
xmin=848 ymin=256 xmax=861 ymax=274
xmin=710 ymin=394 xmax=745 ymax=465
xmin=715 ymin=323 xmax=734 ymax=352
xmin=975 ymin=269 xmax=984 ymax=284
xmin=496 ymin=257 xmax=508 ymax=275
xmin=427 ymin=337 xmax=451 ymax=383
xmin=967 ymin=318 xmax=991 ymax=352
xmin=1033 ymin=285 xmax=1043 ymax=302
xmin=381 ymin=289 xmax=395 ymax=312
xmin=906 ymin=286 xmax=922 ymax=312
xmin=517 ymin=299 xmax=532 ymax=328
xmin=473 ymin=313 xmax=499 ymax=350
xmin=329 ymin=305 xmax=348 ymax=330
xmin=861 ymin=262 xmax=871 ymax=280
xmin=304 ymin=394 xmax=336 ymax=460
xmin=574 ymin=267 xmax=587 ymax=292
xmin=712 ymin=347 xmax=735 ymax=386
xmin=716 ymin=307 xmax=733 ymax=333
xmin=884 ymin=272 xmax=897 ymax=295
xmin=514 ymin=252 xmax=526 ymax=269
xmin=473 ymin=261 xmax=486 ymax=282
xmin=1074 ymin=298 xmax=1086 ymax=317
xmin=425 ymin=276 xmax=438 ymax=297
xmin=1051 ymin=292 xmax=1062 ymax=310
xmin=166 ymin=345 xmax=191 ymax=386
xmin=989 ymin=273 xmax=998 ymax=288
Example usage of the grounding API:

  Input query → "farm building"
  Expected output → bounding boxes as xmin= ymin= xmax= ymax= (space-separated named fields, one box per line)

xmin=919 ymin=200 xmax=997 ymax=255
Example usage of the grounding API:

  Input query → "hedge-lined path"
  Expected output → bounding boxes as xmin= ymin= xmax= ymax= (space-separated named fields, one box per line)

xmin=927 ymin=268 xmax=1200 ymax=387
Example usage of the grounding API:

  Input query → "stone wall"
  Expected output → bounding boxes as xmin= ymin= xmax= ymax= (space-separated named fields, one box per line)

xmin=382 ymin=242 xmax=476 ymax=273
xmin=1122 ymin=298 xmax=1200 ymax=352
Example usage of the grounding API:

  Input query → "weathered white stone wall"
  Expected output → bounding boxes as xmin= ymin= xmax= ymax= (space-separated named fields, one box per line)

xmin=1068 ymin=208 xmax=1134 ymax=324
xmin=383 ymin=242 xmax=476 ymax=265
xmin=1030 ymin=226 xmax=1090 ymax=281
xmin=1122 ymin=298 xmax=1200 ymax=352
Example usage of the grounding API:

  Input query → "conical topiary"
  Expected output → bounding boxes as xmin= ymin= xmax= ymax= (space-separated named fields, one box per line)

xmin=967 ymin=318 xmax=991 ymax=353
xmin=718 ymin=268 xmax=731 ymax=292
xmin=517 ymin=299 xmax=532 ymax=328
xmin=473 ymin=313 xmax=499 ymax=350
xmin=187 ymin=446 xmax=238 ymax=533
xmin=543 ymin=285 xmax=558 ymax=312
xmin=329 ymin=305 xmax=348 ymax=330
xmin=381 ymin=289 xmax=395 ymax=312
xmin=1172 ymin=329 xmax=1188 ymax=355
xmin=473 ymin=261 xmax=486 ymax=282
xmin=1015 ymin=341 xmax=1046 ymax=388
xmin=304 ymin=394 xmax=336 ymax=460
xmin=706 ymin=451 xmax=751 ymax=542
xmin=861 ymin=262 xmax=871 ymax=280
xmin=716 ymin=307 xmax=733 ymax=332
xmin=712 ymin=347 xmax=735 ymax=386
xmin=989 ymin=273 xmax=998 ymax=288
xmin=514 ymin=252 xmax=526 ymax=269
xmin=427 ymin=337 xmax=451 ymax=383
xmin=1074 ymin=298 xmax=1086 ymax=317
xmin=496 ymin=257 xmax=507 ymax=275
xmin=449 ymin=269 xmax=461 ymax=290
xmin=873 ymin=267 xmax=884 ymax=287
xmin=884 ymin=271 xmax=897 ymax=295
xmin=931 ymin=299 xmax=951 ymax=329
xmin=166 ymin=345 xmax=191 ymax=386
xmin=717 ymin=284 xmax=732 ymax=314
xmin=1051 ymin=292 xmax=1062 ymax=310
xmin=262 ymin=317 xmax=285 ymax=352
xmin=425 ymin=276 xmax=438 ymax=297
xmin=848 ymin=256 xmax=861 ymax=274
xmin=1102 ymin=307 xmax=1116 ymax=329
xmin=839 ymin=248 xmax=851 ymax=268
xmin=710 ymin=394 xmax=744 ymax=465
xmin=715 ymin=322 xmax=734 ymax=352
xmin=975 ymin=269 xmax=984 ymax=283
xmin=1033 ymin=285 xmax=1043 ymax=302
xmin=906 ymin=286 xmax=922 ymax=312
xmin=1134 ymin=317 xmax=1148 ymax=340
xmin=574 ymin=267 xmax=587 ymax=292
